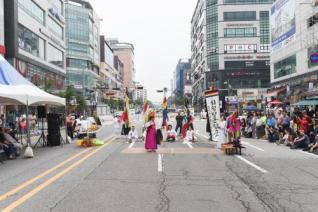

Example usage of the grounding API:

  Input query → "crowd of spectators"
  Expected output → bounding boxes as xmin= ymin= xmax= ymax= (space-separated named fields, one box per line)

xmin=240 ymin=107 xmax=318 ymax=155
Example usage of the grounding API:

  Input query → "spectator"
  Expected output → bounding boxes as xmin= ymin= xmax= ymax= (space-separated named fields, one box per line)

xmin=167 ymin=125 xmax=177 ymax=142
xmin=267 ymin=114 xmax=276 ymax=129
xmin=175 ymin=112 xmax=184 ymax=135
xmin=3 ymin=128 xmax=22 ymax=155
xmin=268 ymin=127 xmax=279 ymax=143
xmin=296 ymin=116 xmax=309 ymax=135
xmin=183 ymin=125 xmax=195 ymax=144
xmin=128 ymin=126 xmax=138 ymax=143
xmin=282 ymin=111 xmax=290 ymax=131
xmin=291 ymin=130 xmax=310 ymax=149
xmin=0 ymin=128 xmax=18 ymax=159
xmin=308 ymin=134 xmax=318 ymax=154
xmin=256 ymin=114 xmax=264 ymax=139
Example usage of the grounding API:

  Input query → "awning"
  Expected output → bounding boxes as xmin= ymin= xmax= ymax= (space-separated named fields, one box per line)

xmin=292 ymin=99 xmax=318 ymax=106
xmin=266 ymin=87 xmax=287 ymax=97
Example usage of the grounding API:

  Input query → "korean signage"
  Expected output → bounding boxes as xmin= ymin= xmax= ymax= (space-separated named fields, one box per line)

xmin=205 ymin=93 xmax=221 ymax=141
xmin=271 ymin=0 xmax=296 ymax=51
xmin=310 ymin=53 xmax=318 ymax=63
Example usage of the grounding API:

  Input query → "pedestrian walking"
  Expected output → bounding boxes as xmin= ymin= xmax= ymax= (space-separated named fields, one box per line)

xmin=175 ymin=111 xmax=183 ymax=135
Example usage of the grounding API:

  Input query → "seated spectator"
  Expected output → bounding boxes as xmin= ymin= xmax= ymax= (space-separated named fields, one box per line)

xmin=167 ymin=125 xmax=177 ymax=142
xmin=307 ymin=134 xmax=318 ymax=154
xmin=291 ymin=130 xmax=310 ymax=149
xmin=268 ymin=127 xmax=279 ymax=143
xmin=0 ymin=128 xmax=18 ymax=159
xmin=128 ymin=126 xmax=138 ymax=143
xmin=3 ymin=128 xmax=22 ymax=155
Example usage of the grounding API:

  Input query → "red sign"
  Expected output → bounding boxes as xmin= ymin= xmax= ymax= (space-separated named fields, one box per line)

xmin=0 ymin=45 xmax=6 ymax=54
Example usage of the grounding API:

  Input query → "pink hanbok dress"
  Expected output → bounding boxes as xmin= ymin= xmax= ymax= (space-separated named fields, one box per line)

xmin=145 ymin=121 xmax=157 ymax=151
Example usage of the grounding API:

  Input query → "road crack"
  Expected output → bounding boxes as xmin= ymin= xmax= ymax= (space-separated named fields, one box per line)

xmin=155 ymin=155 xmax=170 ymax=212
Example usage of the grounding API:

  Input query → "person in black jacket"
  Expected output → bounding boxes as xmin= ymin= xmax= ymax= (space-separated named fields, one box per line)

xmin=175 ymin=112 xmax=184 ymax=135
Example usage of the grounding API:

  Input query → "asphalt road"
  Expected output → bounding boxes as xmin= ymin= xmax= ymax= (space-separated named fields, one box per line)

xmin=1 ymin=117 xmax=318 ymax=212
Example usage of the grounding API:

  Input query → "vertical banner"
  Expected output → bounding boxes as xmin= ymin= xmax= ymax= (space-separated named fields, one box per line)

xmin=205 ymin=91 xmax=221 ymax=141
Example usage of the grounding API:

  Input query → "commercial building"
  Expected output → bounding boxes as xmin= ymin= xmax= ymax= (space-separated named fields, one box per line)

xmin=107 ymin=38 xmax=135 ymax=90
xmin=270 ymin=0 xmax=318 ymax=103
xmin=4 ymin=0 xmax=66 ymax=92
xmin=175 ymin=58 xmax=191 ymax=98
xmin=0 ymin=0 xmax=5 ymax=55
xmin=65 ymin=0 xmax=100 ymax=97
xmin=191 ymin=0 xmax=273 ymax=111
xmin=100 ymin=35 xmax=123 ymax=100
xmin=134 ymin=85 xmax=147 ymax=102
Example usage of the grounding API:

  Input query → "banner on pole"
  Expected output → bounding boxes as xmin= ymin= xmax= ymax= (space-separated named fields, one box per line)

xmin=205 ymin=91 xmax=221 ymax=141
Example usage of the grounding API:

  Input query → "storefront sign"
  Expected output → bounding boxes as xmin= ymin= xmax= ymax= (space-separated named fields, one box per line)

xmin=224 ymin=44 xmax=257 ymax=54
xmin=310 ymin=53 xmax=318 ymax=63
xmin=205 ymin=93 xmax=221 ymax=141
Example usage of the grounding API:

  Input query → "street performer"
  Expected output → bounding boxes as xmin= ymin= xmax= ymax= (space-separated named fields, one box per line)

xmin=145 ymin=111 xmax=157 ymax=152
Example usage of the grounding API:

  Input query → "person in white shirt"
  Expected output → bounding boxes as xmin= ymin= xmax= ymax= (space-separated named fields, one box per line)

xmin=128 ymin=126 xmax=138 ymax=143
xmin=183 ymin=125 xmax=195 ymax=144
xmin=167 ymin=125 xmax=177 ymax=142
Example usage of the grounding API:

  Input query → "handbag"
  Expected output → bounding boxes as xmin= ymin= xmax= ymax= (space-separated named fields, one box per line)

xmin=24 ymin=144 xmax=34 ymax=158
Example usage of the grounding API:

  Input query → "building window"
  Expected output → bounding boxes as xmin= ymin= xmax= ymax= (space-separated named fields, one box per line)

xmin=260 ymin=44 xmax=270 ymax=53
xmin=49 ymin=0 xmax=64 ymax=16
xmin=48 ymin=17 xmax=63 ymax=40
xmin=224 ymin=27 xmax=257 ymax=38
xmin=47 ymin=44 xmax=64 ymax=68
xmin=68 ymin=58 xmax=87 ymax=69
xmin=260 ymin=11 xmax=270 ymax=52
xmin=223 ymin=11 xmax=256 ymax=22
xmin=18 ymin=0 xmax=44 ymax=25
xmin=224 ymin=0 xmax=273 ymax=4
xmin=18 ymin=24 xmax=45 ymax=59
xmin=274 ymin=55 xmax=297 ymax=79
xmin=67 ymin=42 xmax=89 ymax=57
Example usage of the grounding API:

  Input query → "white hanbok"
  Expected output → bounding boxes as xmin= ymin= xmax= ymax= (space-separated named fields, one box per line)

xmin=217 ymin=120 xmax=227 ymax=149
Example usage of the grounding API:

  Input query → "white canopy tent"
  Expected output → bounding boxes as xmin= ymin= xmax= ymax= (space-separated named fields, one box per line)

xmin=0 ymin=55 xmax=66 ymax=147
xmin=0 ymin=85 xmax=65 ymax=106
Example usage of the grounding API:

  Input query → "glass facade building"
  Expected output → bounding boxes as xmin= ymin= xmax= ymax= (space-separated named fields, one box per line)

xmin=65 ymin=0 xmax=100 ymax=95
xmin=4 ymin=0 xmax=66 ymax=92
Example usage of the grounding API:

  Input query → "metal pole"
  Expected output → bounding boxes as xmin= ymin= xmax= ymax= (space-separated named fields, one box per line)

xmin=26 ymin=99 xmax=30 ymax=146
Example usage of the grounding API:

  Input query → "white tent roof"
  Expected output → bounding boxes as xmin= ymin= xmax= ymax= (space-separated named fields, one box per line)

xmin=0 ymin=56 xmax=65 ymax=106
xmin=0 ymin=85 xmax=65 ymax=106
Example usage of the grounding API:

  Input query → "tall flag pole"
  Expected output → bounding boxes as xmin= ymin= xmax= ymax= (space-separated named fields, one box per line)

xmin=122 ymin=87 xmax=130 ymax=128
xmin=162 ymin=88 xmax=169 ymax=128
xmin=143 ymin=99 xmax=149 ymax=124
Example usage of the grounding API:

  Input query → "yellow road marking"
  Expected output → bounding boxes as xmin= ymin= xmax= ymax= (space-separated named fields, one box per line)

xmin=0 ymin=148 xmax=91 ymax=202
xmin=1 ymin=137 xmax=115 ymax=212
xmin=0 ymin=135 xmax=113 ymax=202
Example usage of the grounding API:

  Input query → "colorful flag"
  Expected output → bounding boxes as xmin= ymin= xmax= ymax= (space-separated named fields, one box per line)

xmin=162 ymin=96 xmax=168 ymax=128
xmin=122 ymin=90 xmax=130 ymax=127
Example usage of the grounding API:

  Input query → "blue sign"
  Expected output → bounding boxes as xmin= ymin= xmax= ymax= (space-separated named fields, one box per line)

xmin=310 ymin=53 xmax=318 ymax=63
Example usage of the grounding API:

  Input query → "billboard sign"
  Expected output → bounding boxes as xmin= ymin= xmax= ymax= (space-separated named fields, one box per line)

xmin=271 ymin=0 xmax=296 ymax=51
xmin=205 ymin=92 xmax=221 ymax=141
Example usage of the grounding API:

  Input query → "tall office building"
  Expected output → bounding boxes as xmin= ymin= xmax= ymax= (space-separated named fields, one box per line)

xmin=175 ymin=58 xmax=191 ymax=98
xmin=100 ymin=35 xmax=123 ymax=100
xmin=191 ymin=0 xmax=273 ymax=111
xmin=4 ymin=0 xmax=66 ymax=92
xmin=107 ymin=38 xmax=135 ymax=90
xmin=65 ymin=0 xmax=100 ymax=97
xmin=269 ymin=0 xmax=318 ymax=103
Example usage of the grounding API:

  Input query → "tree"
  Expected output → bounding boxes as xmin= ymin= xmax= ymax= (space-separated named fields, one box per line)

xmin=76 ymin=95 xmax=87 ymax=113
xmin=174 ymin=97 xmax=185 ymax=106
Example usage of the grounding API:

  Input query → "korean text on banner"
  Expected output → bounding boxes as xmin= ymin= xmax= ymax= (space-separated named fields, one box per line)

xmin=206 ymin=94 xmax=221 ymax=141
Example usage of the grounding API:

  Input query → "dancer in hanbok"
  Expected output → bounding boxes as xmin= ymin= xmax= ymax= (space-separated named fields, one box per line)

xmin=227 ymin=112 xmax=241 ymax=144
xmin=145 ymin=112 xmax=157 ymax=152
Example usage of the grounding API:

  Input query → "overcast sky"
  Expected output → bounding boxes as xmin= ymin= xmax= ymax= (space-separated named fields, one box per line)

xmin=90 ymin=0 xmax=197 ymax=102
